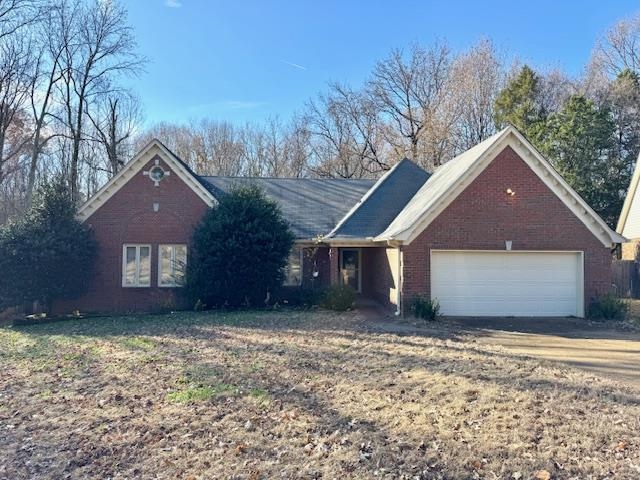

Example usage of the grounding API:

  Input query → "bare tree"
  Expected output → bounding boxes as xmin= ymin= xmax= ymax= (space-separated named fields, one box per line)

xmin=240 ymin=117 xmax=310 ymax=177
xmin=25 ymin=3 xmax=69 ymax=207
xmin=595 ymin=13 xmax=640 ymax=76
xmin=0 ymin=0 xmax=41 ymax=42
xmin=54 ymin=0 xmax=142 ymax=201
xmin=0 ymin=35 xmax=33 ymax=186
xmin=367 ymin=42 xmax=453 ymax=168
xmin=450 ymin=39 xmax=505 ymax=151
xmin=304 ymin=90 xmax=376 ymax=178
xmin=193 ymin=119 xmax=245 ymax=176
xmin=87 ymin=90 xmax=141 ymax=177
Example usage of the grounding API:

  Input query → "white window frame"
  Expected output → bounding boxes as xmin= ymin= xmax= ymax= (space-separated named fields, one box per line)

xmin=122 ymin=244 xmax=152 ymax=288
xmin=158 ymin=244 xmax=188 ymax=287
xmin=283 ymin=246 xmax=303 ymax=287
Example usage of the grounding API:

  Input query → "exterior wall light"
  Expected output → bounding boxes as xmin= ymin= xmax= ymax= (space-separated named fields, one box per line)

xmin=506 ymin=188 xmax=515 ymax=196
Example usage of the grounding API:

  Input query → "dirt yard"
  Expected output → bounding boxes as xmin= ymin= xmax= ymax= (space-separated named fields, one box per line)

xmin=1 ymin=310 xmax=640 ymax=479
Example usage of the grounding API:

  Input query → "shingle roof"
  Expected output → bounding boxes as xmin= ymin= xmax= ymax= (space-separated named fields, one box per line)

xmin=199 ymin=176 xmax=375 ymax=240
xmin=326 ymin=159 xmax=430 ymax=239
xmin=376 ymin=129 xmax=506 ymax=241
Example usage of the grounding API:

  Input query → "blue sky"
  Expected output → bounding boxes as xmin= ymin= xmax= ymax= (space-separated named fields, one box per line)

xmin=125 ymin=0 xmax=639 ymax=127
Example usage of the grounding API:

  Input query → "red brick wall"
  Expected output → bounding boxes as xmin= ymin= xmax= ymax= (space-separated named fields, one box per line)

xmin=54 ymin=154 xmax=209 ymax=313
xmin=301 ymin=246 xmax=330 ymax=288
xmin=402 ymin=146 xmax=612 ymax=314
xmin=362 ymin=247 xmax=398 ymax=307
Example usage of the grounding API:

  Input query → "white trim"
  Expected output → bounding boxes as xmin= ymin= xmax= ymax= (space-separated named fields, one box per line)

xmin=375 ymin=126 xmax=625 ymax=247
xmin=122 ymin=244 xmax=152 ymax=288
xmin=429 ymin=249 xmax=585 ymax=318
xmin=78 ymin=139 xmax=215 ymax=222
xmin=617 ymin=152 xmax=640 ymax=235
xmin=158 ymin=244 xmax=187 ymax=288
xmin=339 ymin=248 xmax=362 ymax=293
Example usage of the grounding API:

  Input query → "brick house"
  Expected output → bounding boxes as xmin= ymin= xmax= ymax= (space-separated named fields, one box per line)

xmin=57 ymin=126 xmax=623 ymax=317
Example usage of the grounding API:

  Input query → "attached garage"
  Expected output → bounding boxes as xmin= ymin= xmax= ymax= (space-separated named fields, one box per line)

xmin=430 ymin=250 xmax=584 ymax=317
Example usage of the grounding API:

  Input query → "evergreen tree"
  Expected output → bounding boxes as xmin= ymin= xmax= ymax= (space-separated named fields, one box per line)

xmin=186 ymin=184 xmax=294 ymax=308
xmin=544 ymin=95 xmax=621 ymax=226
xmin=494 ymin=65 xmax=547 ymax=143
xmin=0 ymin=178 xmax=97 ymax=310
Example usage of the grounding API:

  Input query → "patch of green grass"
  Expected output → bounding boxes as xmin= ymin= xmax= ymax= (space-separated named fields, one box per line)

xmin=167 ymin=383 xmax=235 ymax=403
xmin=120 ymin=336 xmax=156 ymax=351
xmin=247 ymin=388 xmax=270 ymax=405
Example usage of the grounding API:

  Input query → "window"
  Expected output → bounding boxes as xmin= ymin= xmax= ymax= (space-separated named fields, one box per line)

xmin=159 ymin=245 xmax=187 ymax=287
xmin=123 ymin=245 xmax=151 ymax=287
xmin=283 ymin=246 xmax=303 ymax=286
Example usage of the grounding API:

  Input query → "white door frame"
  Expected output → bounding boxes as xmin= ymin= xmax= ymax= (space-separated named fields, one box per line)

xmin=340 ymin=248 xmax=362 ymax=293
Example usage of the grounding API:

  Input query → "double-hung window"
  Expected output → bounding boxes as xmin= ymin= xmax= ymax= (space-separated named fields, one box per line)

xmin=283 ymin=246 xmax=303 ymax=286
xmin=159 ymin=245 xmax=187 ymax=287
xmin=122 ymin=245 xmax=151 ymax=287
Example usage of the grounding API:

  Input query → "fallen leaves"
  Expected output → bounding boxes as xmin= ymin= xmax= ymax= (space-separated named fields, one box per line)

xmin=534 ymin=469 xmax=551 ymax=480
xmin=1 ymin=310 xmax=640 ymax=479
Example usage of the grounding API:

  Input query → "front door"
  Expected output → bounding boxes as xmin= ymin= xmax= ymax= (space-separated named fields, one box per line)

xmin=340 ymin=248 xmax=361 ymax=292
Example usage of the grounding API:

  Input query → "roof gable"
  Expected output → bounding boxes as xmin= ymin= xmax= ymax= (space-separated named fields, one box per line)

xmin=77 ymin=139 xmax=215 ymax=222
xmin=326 ymin=158 xmax=430 ymax=240
xmin=376 ymin=126 xmax=625 ymax=247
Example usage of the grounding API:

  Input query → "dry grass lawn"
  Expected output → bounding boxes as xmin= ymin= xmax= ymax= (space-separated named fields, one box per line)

xmin=1 ymin=310 xmax=640 ymax=479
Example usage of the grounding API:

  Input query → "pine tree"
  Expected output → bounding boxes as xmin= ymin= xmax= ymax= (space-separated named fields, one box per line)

xmin=494 ymin=65 xmax=547 ymax=143
xmin=544 ymin=95 xmax=620 ymax=226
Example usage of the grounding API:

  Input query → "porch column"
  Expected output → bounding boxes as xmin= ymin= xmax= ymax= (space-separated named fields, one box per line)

xmin=329 ymin=247 xmax=339 ymax=285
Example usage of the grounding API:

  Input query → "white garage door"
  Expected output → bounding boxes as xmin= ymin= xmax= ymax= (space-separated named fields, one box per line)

xmin=431 ymin=250 xmax=583 ymax=317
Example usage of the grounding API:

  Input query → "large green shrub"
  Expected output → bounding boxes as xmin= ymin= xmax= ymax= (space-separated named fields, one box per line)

xmin=0 ymin=178 xmax=97 ymax=311
xmin=587 ymin=294 xmax=628 ymax=321
xmin=186 ymin=184 xmax=294 ymax=308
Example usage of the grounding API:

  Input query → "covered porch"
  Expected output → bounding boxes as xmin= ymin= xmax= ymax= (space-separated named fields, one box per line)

xmin=328 ymin=245 xmax=402 ymax=313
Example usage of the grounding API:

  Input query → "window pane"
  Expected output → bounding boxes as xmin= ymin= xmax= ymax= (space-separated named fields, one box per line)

xmin=160 ymin=246 xmax=172 ymax=285
xmin=124 ymin=246 xmax=137 ymax=285
xmin=174 ymin=246 xmax=187 ymax=285
xmin=284 ymin=246 xmax=302 ymax=286
xmin=139 ymin=246 xmax=151 ymax=286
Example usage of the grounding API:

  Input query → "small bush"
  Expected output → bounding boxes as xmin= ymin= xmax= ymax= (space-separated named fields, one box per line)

xmin=322 ymin=285 xmax=356 ymax=311
xmin=587 ymin=294 xmax=628 ymax=321
xmin=411 ymin=296 xmax=440 ymax=321
xmin=272 ymin=287 xmax=324 ymax=308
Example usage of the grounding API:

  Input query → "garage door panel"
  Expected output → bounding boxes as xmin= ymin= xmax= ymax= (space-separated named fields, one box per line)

xmin=431 ymin=251 xmax=582 ymax=317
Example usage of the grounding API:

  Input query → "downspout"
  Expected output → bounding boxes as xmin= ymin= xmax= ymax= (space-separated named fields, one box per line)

xmin=396 ymin=246 xmax=403 ymax=316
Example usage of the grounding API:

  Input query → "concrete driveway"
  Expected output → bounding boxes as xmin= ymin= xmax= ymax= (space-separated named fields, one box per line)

xmin=450 ymin=317 xmax=640 ymax=387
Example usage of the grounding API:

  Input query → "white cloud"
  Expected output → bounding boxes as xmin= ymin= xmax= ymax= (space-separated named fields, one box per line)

xmin=165 ymin=0 xmax=182 ymax=7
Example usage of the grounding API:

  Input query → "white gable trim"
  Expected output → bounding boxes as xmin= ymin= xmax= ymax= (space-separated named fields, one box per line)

xmin=382 ymin=127 xmax=624 ymax=247
xmin=77 ymin=139 xmax=216 ymax=222
xmin=616 ymin=152 xmax=640 ymax=236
